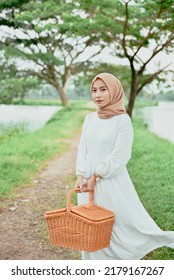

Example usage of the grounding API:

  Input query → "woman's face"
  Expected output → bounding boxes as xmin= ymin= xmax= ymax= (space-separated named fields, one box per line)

xmin=91 ymin=78 xmax=110 ymax=108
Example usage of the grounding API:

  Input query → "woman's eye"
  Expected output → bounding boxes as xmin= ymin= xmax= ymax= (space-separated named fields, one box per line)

xmin=101 ymin=88 xmax=106 ymax=92
xmin=91 ymin=89 xmax=96 ymax=93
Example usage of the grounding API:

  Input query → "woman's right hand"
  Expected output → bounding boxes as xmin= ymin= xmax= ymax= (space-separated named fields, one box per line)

xmin=74 ymin=175 xmax=88 ymax=192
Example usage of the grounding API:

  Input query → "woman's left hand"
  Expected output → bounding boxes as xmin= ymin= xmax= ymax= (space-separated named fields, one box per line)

xmin=86 ymin=176 xmax=96 ymax=191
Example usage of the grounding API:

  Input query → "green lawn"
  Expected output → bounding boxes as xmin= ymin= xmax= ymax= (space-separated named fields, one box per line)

xmin=128 ymin=118 xmax=174 ymax=259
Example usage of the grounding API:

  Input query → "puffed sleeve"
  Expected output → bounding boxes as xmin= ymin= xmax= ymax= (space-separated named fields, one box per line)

xmin=76 ymin=114 xmax=91 ymax=179
xmin=95 ymin=115 xmax=134 ymax=178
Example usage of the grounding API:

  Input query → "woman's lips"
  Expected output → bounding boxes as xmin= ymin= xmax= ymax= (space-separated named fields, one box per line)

xmin=96 ymin=100 xmax=103 ymax=104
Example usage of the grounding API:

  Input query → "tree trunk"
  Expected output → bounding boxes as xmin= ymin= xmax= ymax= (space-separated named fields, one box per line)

xmin=126 ymin=92 xmax=136 ymax=118
xmin=54 ymin=82 xmax=71 ymax=107
xmin=49 ymin=65 xmax=71 ymax=107
xmin=126 ymin=74 xmax=139 ymax=118
xmin=58 ymin=86 xmax=71 ymax=107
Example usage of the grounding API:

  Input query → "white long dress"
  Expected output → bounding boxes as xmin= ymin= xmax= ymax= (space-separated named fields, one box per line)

xmin=76 ymin=112 xmax=174 ymax=260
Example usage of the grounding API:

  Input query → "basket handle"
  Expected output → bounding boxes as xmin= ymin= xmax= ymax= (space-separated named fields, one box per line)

xmin=67 ymin=188 xmax=94 ymax=214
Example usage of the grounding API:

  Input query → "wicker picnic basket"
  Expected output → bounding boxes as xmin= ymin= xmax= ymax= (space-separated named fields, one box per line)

xmin=45 ymin=188 xmax=115 ymax=252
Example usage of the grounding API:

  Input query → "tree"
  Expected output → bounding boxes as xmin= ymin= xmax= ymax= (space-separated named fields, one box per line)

xmin=0 ymin=0 xmax=106 ymax=106
xmin=0 ymin=75 xmax=40 ymax=104
xmin=1 ymin=1 xmax=174 ymax=113
xmin=0 ymin=50 xmax=40 ymax=103
xmin=80 ymin=0 xmax=174 ymax=117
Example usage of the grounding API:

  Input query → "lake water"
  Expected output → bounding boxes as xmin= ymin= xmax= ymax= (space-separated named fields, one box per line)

xmin=141 ymin=102 xmax=174 ymax=144
xmin=0 ymin=105 xmax=62 ymax=132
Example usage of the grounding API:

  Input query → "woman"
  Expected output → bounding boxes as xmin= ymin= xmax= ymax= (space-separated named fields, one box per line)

xmin=74 ymin=72 xmax=174 ymax=260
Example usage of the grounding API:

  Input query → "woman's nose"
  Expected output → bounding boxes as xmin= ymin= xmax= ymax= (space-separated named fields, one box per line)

xmin=96 ymin=90 xmax=101 ymax=97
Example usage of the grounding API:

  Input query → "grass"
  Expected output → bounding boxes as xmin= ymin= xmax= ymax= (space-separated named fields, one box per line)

xmin=128 ymin=118 xmax=174 ymax=260
xmin=129 ymin=118 xmax=174 ymax=229
xmin=13 ymin=98 xmax=62 ymax=106
xmin=133 ymin=98 xmax=157 ymax=108
xmin=0 ymin=101 xmax=93 ymax=197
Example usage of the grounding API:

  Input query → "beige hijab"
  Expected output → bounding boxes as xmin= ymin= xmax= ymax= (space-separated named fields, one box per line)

xmin=90 ymin=73 xmax=126 ymax=119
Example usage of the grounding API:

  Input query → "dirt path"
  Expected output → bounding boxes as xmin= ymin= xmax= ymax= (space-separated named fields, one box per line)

xmin=0 ymin=134 xmax=81 ymax=260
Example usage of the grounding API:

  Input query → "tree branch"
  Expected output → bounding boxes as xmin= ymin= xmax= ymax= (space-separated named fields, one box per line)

xmin=132 ymin=0 xmax=173 ymax=60
xmin=132 ymin=26 xmax=154 ymax=59
xmin=138 ymin=35 xmax=174 ymax=76
xmin=122 ymin=1 xmax=132 ymax=62
xmin=137 ymin=63 xmax=171 ymax=94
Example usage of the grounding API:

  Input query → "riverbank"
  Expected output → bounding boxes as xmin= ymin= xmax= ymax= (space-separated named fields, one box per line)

xmin=139 ymin=101 xmax=174 ymax=144
xmin=0 ymin=104 xmax=62 ymax=133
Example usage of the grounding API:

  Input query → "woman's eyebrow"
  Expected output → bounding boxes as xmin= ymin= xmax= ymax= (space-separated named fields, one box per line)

xmin=92 ymin=86 xmax=107 ymax=89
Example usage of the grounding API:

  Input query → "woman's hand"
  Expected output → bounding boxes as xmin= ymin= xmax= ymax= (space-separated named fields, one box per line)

xmin=74 ymin=175 xmax=88 ymax=192
xmin=86 ymin=176 xmax=96 ymax=191
xmin=74 ymin=175 xmax=97 ymax=193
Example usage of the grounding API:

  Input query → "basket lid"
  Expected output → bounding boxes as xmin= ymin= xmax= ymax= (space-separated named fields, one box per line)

xmin=70 ymin=204 xmax=115 ymax=222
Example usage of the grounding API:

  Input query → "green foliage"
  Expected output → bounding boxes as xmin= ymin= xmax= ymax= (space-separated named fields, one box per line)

xmin=0 ymin=67 xmax=40 ymax=104
xmin=0 ymin=0 xmax=29 ymax=9
xmin=0 ymin=0 xmax=107 ymax=105
xmin=85 ymin=0 xmax=174 ymax=59
xmin=0 ymin=51 xmax=42 ymax=103
xmin=79 ymin=0 xmax=174 ymax=116
xmin=0 ymin=0 xmax=173 ymax=111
